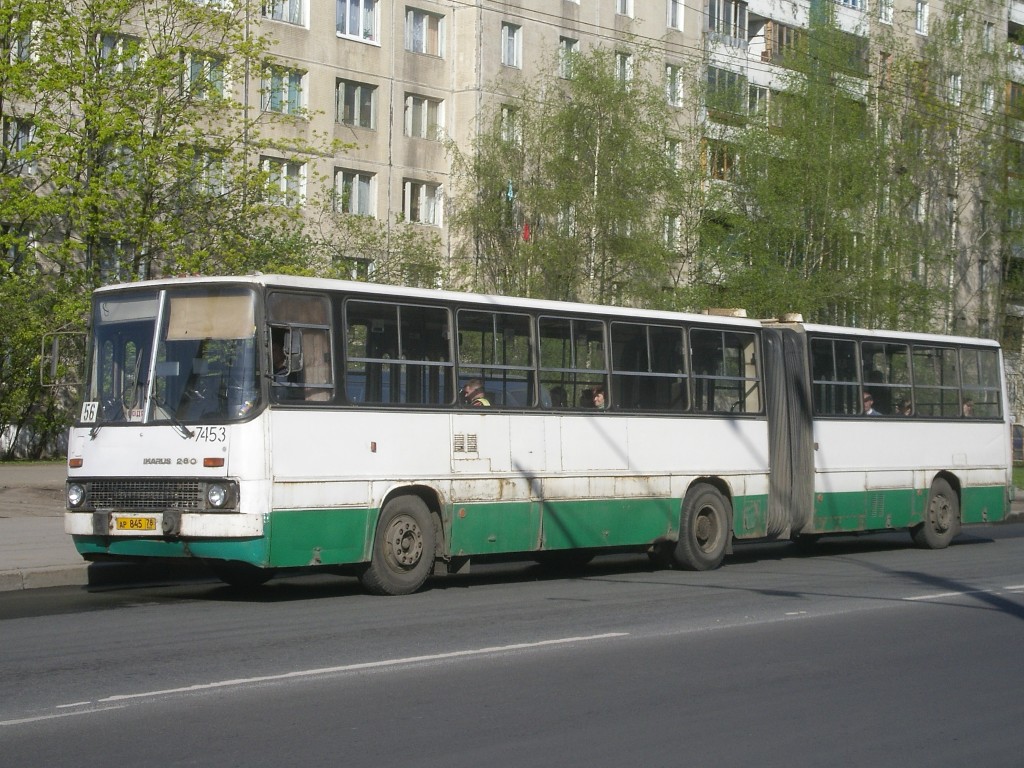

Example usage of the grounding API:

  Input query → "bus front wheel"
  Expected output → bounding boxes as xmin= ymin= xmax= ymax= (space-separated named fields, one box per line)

xmin=361 ymin=495 xmax=436 ymax=596
xmin=911 ymin=478 xmax=961 ymax=550
xmin=673 ymin=485 xmax=731 ymax=571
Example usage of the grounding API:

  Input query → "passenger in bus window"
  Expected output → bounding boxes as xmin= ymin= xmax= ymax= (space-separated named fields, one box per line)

xmin=461 ymin=379 xmax=490 ymax=407
xmin=592 ymin=385 xmax=606 ymax=409
xmin=962 ymin=398 xmax=974 ymax=417
xmin=862 ymin=392 xmax=881 ymax=416
xmin=896 ymin=397 xmax=913 ymax=417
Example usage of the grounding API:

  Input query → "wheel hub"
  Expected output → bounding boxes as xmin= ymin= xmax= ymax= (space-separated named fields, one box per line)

xmin=385 ymin=517 xmax=423 ymax=568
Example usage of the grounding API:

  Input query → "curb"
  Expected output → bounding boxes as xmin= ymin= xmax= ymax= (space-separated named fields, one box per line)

xmin=0 ymin=561 xmax=213 ymax=593
xmin=0 ymin=565 xmax=88 ymax=592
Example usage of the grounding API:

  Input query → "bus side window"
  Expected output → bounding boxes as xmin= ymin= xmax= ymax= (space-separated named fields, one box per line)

xmin=345 ymin=299 xmax=453 ymax=406
xmin=690 ymin=329 xmax=760 ymax=413
xmin=538 ymin=316 xmax=608 ymax=410
xmin=611 ymin=322 xmax=688 ymax=412
xmin=267 ymin=292 xmax=335 ymax=404
xmin=810 ymin=337 xmax=859 ymax=416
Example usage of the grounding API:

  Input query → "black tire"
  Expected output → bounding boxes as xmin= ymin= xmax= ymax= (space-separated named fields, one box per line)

xmin=360 ymin=495 xmax=436 ymax=596
xmin=673 ymin=484 xmax=731 ymax=571
xmin=911 ymin=478 xmax=961 ymax=549
xmin=208 ymin=560 xmax=276 ymax=588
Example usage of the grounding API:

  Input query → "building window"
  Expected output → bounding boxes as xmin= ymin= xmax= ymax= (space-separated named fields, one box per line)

xmin=616 ymin=52 xmax=633 ymax=86
xmin=501 ymin=22 xmax=521 ymax=68
xmin=500 ymin=105 xmax=522 ymax=144
xmin=748 ymin=84 xmax=770 ymax=118
xmin=100 ymin=34 xmax=143 ymax=73
xmin=559 ymin=36 xmax=579 ymax=79
xmin=262 ymin=0 xmax=304 ymax=25
xmin=878 ymin=0 xmax=893 ymax=24
xmin=707 ymin=0 xmax=747 ymax=41
xmin=946 ymin=73 xmax=962 ymax=106
xmin=983 ymin=84 xmax=995 ymax=115
xmin=764 ymin=22 xmax=804 ymax=64
xmin=184 ymin=52 xmax=226 ymax=99
xmin=836 ymin=0 xmax=862 ymax=9
xmin=405 ymin=94 xmax=443 ymax=140
xmin=668 ymin=0 xmax=684 ymax=30
xmin=263 ymin=157 xmax=305 ymax=206
xmin=262 ymin=65 xmax=304 ymax=115
xmin=1008 ymin=81 xmax=1024 ymax=121
xmin=335 ymin=169 xmax=375 ymax=216
xmin=337 ymin=0 xmax=378 ymax=42
xmin=406 ymin=8 xmax=444 ymax=56
xmin=10 ymin=19 xmax=33 ymax=62
xmin=193 ymin=150 xmax=226 ymax=197
xmin=664 ymin=214 xmax=682 ymax=249
xmin=404 ymin=180 xmax=441 ymax=225
xmin=665 ymin=138 xmax=684 ymax=170
xmin=706 ymin=66 xmax=746 ymax=116
xmin=983 ymin=22 xmax=995 ymax=53
xmin=617 ymin=0 xmax=633 ymax=17
xmin=708 ymin=140 xmax=738 ymax=181
xmin=2 ymin=117 xmax=35 ymax=174
xmin=666 ymin=64 xmax=684 ymax=106
xmin=915 ymin=0 xmax=928 ymax=34
xmin=337 ymin=79 xmax=376 ymax=129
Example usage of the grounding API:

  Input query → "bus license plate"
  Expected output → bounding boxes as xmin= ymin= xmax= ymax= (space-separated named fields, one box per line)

xmin=116 ymin=517 xmax=157 ymax=532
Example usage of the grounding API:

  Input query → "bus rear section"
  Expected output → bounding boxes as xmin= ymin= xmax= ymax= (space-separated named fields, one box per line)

xmin=762 ymin=322 xmax=1010 ymax=547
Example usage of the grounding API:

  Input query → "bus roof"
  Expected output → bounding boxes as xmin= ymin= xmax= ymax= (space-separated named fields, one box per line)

xmin=92 ymin=274 xmax=764 ymax=329
xmin=94 ymin=274 xmax=1000 ymax=347
xmin=772 ymin=319 xmax=1001 ymax=348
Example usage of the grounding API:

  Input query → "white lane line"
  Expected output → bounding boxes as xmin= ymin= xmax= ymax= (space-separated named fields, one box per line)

xmin=1 ymin=633 xmax=628 ymax=727
xmin=903 ymin=589 xmax=995 ymax=602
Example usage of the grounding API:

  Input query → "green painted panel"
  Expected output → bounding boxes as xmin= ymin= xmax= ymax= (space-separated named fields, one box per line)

xmin=540 ymin=497 xmax=678 ymax=550
xmin=812 ymin=487 xmax=920 ymax=533
xmin=961 ymin=485 xmax=1008 ymax=524
xmin=449 ymin=501 xmax=540 ymax=555
xmin=71 ymin=535 xmax=270 ymax=564
xmin=735 ymin=495 xmax=770 ymax=538
xmin=266 ymin=507 xmax=376 ymax=567
xmin=811 ymin=484 xmax=1009 ymax=533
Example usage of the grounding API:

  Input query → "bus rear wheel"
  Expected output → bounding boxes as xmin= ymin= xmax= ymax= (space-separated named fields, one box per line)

xmin=911 ymin=478 xmax=961 ymax=550
xmin=673 ymin=484 xmax=731 ymax=571
xmin=360 ymin=495 xmax=436 ymax=596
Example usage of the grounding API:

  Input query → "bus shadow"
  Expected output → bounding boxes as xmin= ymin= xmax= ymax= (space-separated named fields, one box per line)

xmin=118 ymin=524 xmax=1024 ymax=605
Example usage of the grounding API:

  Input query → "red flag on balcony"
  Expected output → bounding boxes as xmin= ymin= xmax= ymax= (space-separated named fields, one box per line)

xmin=523 ymin=220 xmax=531 ymax=241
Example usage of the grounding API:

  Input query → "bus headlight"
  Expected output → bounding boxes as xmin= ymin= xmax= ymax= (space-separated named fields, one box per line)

xmin=207 ymin=483 xmax=230 ymax=509
xmin=67 ymin=483 xmax=86 ymax=508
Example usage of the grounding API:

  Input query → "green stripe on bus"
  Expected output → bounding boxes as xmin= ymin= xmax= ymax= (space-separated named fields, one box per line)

xmin=71 ymin=536 xmax=271 ymax=564
xmin=809 ymin=484 xmax=1008 ymax=533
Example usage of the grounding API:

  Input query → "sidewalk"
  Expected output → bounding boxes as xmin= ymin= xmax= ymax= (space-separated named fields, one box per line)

xmin=0 ymin=462 xmax=86 ymax=591
xmin=0 ymin=462 xmax=210 ymax=591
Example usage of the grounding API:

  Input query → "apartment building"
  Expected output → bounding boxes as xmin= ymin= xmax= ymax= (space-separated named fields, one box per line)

xmin=259 ymin=0 xmax=1016 ymax=332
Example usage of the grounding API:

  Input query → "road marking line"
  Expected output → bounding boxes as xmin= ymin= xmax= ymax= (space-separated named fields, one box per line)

xmin=1 ymin=632 xmax=628 ymax=727
xmin=903 ymin=589 xmax=993 ymax=601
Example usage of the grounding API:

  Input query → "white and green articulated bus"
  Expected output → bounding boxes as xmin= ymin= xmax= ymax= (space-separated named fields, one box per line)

xmin=64 ymin=275 xmax=1012 ymax=594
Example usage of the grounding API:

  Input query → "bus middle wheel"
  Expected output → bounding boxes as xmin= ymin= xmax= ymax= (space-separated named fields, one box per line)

xmin=911 ymin=478 xmax=961 ymax=550
xmin=673 ymin=484 xmax=731 ymax=571
xmin=360 ymin=495 xmax=436 ymax=596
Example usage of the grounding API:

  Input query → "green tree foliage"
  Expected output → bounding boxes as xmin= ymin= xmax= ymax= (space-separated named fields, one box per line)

xmin=449 ymin=46 xmax=687 ymax=306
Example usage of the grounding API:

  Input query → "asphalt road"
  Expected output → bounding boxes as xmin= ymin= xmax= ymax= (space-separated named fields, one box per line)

xmin=2 ymin=526 xmax=1024 ymax=767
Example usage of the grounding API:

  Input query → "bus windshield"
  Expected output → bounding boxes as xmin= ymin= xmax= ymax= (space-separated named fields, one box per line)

xmin=84 ymin=286 xmax=260 ymax=425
